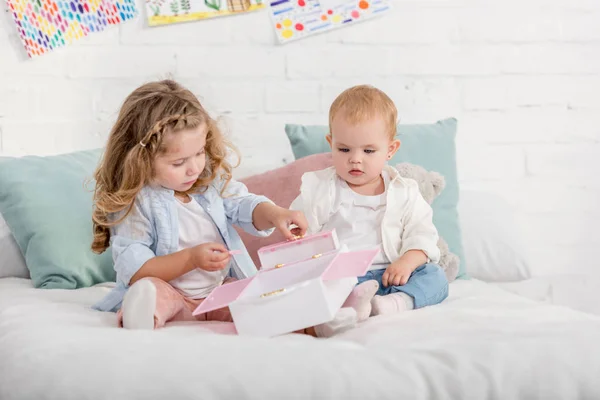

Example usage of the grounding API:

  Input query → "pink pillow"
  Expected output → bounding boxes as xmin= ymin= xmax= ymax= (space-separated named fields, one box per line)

xmin=238 ymin=152 xmax=333 ymax=268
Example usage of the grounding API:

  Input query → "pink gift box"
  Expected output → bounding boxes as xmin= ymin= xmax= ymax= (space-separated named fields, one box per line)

xmin=193 ymin=230 xmax=378 ymax=337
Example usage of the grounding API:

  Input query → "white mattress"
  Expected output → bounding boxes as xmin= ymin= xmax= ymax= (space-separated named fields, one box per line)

xmin=1 ymin=277 xmax=600 ymax=400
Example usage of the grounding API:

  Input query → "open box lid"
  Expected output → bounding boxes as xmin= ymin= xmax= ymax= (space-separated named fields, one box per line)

xmin=192 ymin=277 xmax=254 ymax=316
xmin=192 ymin=247 xmax=380 ymax=316
xmin=322 ymin=248 xmax=379 ymax=281
xmin=258 ymin=230 xmax=340 ymax=270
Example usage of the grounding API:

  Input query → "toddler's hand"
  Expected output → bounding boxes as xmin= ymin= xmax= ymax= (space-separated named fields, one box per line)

xmin=189 ymin=242 xmax=231 ymax=272
xmin=382 ymin=263 xmax=414 ymax=287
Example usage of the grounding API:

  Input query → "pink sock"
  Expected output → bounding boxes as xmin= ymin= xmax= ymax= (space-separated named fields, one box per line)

xmin=371 ymin=293 xmax=415 ymax=316
xmin=342 ymin=280 xmax=379 ymax=322
xmin=314 ymin=308 xmax=357 ymax=338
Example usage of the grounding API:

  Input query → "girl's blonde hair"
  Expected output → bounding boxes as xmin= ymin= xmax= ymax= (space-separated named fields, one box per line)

xmin=91 ymin=79 xmax=238 ymax=254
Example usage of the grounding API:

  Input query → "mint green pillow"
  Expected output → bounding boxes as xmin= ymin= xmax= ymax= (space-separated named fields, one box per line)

xmin=0 ymin=149 xmax=114 ymax=289
xmin=285 ymin=118 xmax=467 ymax=278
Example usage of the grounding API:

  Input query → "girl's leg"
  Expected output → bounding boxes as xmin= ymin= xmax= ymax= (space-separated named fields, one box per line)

xmin=119 ymin=277 xmax=193 ymax=329
xmin=183 ymin=277 xmax=237 ymax=323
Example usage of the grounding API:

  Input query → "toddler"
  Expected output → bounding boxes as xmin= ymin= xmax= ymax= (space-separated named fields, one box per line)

xmin=291 ymin=85 xmax=449 ymax=322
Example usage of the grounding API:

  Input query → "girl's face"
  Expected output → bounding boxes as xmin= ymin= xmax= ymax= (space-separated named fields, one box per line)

xmin=153 ymin=124 xmax=207 ymax=193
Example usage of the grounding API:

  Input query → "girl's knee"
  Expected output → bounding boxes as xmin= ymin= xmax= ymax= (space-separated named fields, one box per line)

xmin=134 ymin=277 xmax=178 ymax=300
xmin=137 ymin=277 xmax=166 ymax=288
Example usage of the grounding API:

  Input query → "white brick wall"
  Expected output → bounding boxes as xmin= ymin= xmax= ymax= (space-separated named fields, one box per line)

xmin=1 ymin=0 xmax=600 ymax=277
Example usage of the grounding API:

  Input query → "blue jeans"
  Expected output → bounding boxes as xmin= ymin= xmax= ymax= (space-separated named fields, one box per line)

xmin=357 ymin=263 xmax=449 ymax=309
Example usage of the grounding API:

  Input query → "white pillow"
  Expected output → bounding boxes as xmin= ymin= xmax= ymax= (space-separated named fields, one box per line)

xmin=459 ymin=190 xmax=531 ymax=282
xmin=0 ymin=212 xmax=30 ymax=279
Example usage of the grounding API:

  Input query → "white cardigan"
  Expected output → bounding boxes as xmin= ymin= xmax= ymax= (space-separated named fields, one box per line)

xmin=290 ymin=165 xmax=441 ymax=264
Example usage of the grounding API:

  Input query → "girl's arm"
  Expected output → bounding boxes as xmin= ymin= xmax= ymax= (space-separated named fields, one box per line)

xmin=251 ymin=202 xmax=307 ymax=239
xmin=220 ymin=178 xmax=274 ymax=236
xmin=130 ymin=242 xmax=229 ymax=284
xmin=109 ymin=200 xmax=157 ymax=287
xmin=111 ymin=199 xmax=229 ymax=286
xmin=220 ymin=178 xmax=307 ymax=239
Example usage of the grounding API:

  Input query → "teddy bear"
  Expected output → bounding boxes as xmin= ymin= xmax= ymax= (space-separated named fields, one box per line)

xmin=394 ymin=162 xmax=460 ymax=283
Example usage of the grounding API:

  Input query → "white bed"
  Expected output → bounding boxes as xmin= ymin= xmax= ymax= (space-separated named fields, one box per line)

xmin=2 ymin=187 xmax=600 ymax=399
xmin=1 ymin=276 xmax=600 ymax=400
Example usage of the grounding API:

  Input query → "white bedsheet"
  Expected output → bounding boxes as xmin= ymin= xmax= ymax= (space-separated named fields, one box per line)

xmin=1 ymin=277 xmax=600 ymax=400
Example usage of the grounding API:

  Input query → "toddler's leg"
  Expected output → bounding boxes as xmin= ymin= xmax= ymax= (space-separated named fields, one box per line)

xmin=371 ymin=293 xmax=414 ymax=316
xmin=120 ymin=277 xmax=190 ymax=329
xmin=371 ymin=264 xmax=449 ymax=316
xmin=313 ymin=308 xmax=357 ymax=338
xmin=342 ymin=280 xmax=380 ymax=321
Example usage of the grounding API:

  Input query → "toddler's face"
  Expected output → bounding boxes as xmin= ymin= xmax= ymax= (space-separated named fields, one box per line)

xmin=153 ymin=124 xmax=207 ymax=192
xmin=328 ymin=114 xmax=399 ymax=191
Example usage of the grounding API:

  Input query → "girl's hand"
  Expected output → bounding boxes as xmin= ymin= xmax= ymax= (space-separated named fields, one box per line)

xmin=189 ymin=242 xmax=231 ymax=272
xmin=269 ymin=207 xmax=308 ymax=240
xmin=252 ymin=203 xmax=308 ymax=240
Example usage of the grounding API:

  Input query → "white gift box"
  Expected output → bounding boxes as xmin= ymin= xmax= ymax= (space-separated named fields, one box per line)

xmin=193 ymin=230 xmax=378 ymax=337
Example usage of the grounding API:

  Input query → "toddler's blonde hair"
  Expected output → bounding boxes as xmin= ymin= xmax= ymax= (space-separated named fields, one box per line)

xmin=329 ymin=85 xmax=398 ymax=140
xmin=91 ymin=79 xmax=237 ymax=254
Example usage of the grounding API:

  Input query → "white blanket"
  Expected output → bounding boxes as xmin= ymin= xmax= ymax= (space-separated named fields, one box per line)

xmin=1 ymin=277 xmax=599 ymax=400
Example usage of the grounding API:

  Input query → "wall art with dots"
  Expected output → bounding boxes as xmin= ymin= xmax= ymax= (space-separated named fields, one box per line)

xmin=6 ymin=0 xmax=137 ymax=57
xmin=269 ymin=0 xmax=390 ymax=43
xmin=146 ymin=0 xmax=265 ymax=27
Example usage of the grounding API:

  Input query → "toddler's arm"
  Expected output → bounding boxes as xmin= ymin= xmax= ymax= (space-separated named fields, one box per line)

xmin=399 ymin=189 xmax=440 ymax=263
xmin=382 ymin=190 xmax=440 ymax=287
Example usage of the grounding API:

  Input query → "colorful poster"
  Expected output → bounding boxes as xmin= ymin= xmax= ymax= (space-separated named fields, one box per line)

xmin=269 ymin=0 xmax=391 ymax=43
xmin=7 ymin=0 xmax=137 ymax=57
xmin=146 ymin=0 xmax=265 ymax=27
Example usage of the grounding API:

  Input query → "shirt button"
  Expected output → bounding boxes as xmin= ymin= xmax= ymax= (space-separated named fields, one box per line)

xmin=206 ymin=206 xmax=211 ymax=211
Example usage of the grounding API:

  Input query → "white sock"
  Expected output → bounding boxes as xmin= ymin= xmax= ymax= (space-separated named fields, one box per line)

xmin=122 ymin=279 xmax=157 ymax=330
xmin=371 ymin=293 xmax=415 ymax=316
xmin=314 ymin=308 xmax=357 ymax=338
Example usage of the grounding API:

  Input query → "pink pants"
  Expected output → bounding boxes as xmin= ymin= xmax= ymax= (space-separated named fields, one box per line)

xmin=117 ymin=277 xmax=235 ymax=329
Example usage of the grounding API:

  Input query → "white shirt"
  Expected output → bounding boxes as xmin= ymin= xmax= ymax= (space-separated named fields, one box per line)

xmin=290 ymin=165 xmax=440 ymax=266
xmin=169 ymin=197 xmax=229 ymax=299
xmin=322 ymin=171 xmax=391 ymax=270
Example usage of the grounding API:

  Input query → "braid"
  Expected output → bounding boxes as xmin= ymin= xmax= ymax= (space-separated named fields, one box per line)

xmin=139 ymin=113 xmax=188 ymax=149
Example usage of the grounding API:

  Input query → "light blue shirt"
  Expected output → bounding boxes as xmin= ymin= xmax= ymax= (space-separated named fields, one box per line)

xmin=92 ymin=178 xmax=273 ymax=313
